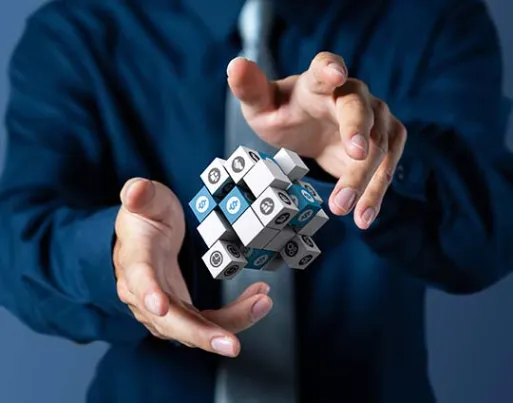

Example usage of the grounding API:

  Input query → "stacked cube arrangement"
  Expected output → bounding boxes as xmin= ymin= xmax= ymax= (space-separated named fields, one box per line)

xmin=189 ymin=146 xmax=329 ymax=280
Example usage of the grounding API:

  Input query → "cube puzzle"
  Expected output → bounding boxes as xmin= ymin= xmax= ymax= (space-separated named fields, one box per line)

xmin=189 ymin=146 xmax=329 ymax=280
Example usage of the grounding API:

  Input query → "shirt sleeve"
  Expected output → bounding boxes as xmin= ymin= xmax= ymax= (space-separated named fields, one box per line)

xmin=0 ymin=5 xmax=147 ymax=343
xmin=311 ymin=0 xmax=513 ymax=294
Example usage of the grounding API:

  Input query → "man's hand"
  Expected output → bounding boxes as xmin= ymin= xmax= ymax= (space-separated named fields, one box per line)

xmin=227 ymin=52 xmax=407 ymax=230
xmin=113 ymin=178 xmax=273 ymax=357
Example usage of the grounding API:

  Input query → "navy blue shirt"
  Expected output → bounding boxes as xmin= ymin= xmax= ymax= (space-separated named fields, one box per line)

xmin=1 ymin=0 xmax=512 ymax=402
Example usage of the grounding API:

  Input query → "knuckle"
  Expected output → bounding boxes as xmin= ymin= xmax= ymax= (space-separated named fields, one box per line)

xmin=396 ymin=122 xmax=408 ymax=143
xmin=373 ymin=98 xmax=390 ymax=115
xmin=117 ymin=284 xmax=131 ymax=304
xmin=342 ymin=94 xmax=366 ymax=111
xmin=351 ymin=79 xmax=369 ymax=94
xmin=375 ymin=168 xmax=394 ymax=188
xmin=371 ymin=128 xmax=388 ymax=153
xmin=315 ymin=50 xmax=335 ymax=62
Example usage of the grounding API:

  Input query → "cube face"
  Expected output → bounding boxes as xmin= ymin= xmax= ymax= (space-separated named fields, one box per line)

xmin=200 ymin=158 xmax=234 ymax=198
xmin=243 ymin=159 xmax=292 ymax=198
xmin=188 ymin=186 xmax=217 ymax=223
xmin=286 ymin=184 xmax=321 ymax=228
xmin=242 ymin=247 xmax=277 ymax=270
xmin=224 ymin=146 xmax=261 ymax=184
xmin=280 ymin=234 xmax=321 ymax=269
xmin=273 ymin=148 xmax=310 ymax=182
xmin=264 ymin=226 xmax=296 ymax=252
xmin=219 ymin=186 xmax=254 ymax=224
xmin=298 ymin=209 xmax=329 ymax=236
xmin=232 ymin=208 xmax=279 ymax=249
xmin=252 ymin=187 xmax=299 ymax=230
xmin=202 ymin=240 xmax=247 ymax=279
xmin=295 ymin=179 xmax=323 ymax=204
xmin=197 ymin=210 xmax=236 ymax=248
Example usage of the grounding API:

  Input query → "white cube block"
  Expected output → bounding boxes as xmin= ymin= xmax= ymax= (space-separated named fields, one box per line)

xmin=264 ymin=226 xmax=296 ymax=252
xmin=197 ymin=210 xmax=236 ymax=248
xmin=298 ymin=209 xmax=329 ymax=236
xmin=280 ymin=234 xmax=321 ymax=269
xmin=232 ymin=208 xmax=279 ymax=249
xmin=202 ymin=240 xmax=247 ymax=279
xmin=224 ymin=146 xmax=262 ymax=184
xmin=243 ymin=158 xmax=292 ymax=198
xmin=252 ymin=186 xmax=299 ymax=230
xmin=295 ymin=180 xmax=323 ymax=203
xmin=273 ymin=148 xmax=309 ymax=181
xmin=200 ymin=158 xmax=234 ymax=197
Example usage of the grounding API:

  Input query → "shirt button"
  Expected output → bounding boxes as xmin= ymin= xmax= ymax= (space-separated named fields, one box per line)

xmin=396 ymin=164 xmax=405 ymax=181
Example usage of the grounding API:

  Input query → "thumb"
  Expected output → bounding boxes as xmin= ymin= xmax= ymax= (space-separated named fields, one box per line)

xmin=120 ymin=178 xmax=181 ymax=227
xmin=227 ymin=56 xmax=276 ymax=119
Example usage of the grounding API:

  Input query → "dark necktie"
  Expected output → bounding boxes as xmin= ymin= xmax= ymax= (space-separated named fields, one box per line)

xmin=215 ymin=1 xmax=298 ymax=402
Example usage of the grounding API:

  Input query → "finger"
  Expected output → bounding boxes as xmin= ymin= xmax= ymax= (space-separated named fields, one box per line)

xmin=304 ymin=51 xmax=348 ymax=95
xmin=354 ymin=117 xmax=407 ymax=229
xmin=158 ymin=302 xmax=241 ymax=357
xmin=124 ymin=262 xmax=170 ymax=317
xmin=328 ymin=129 xmax=387 ymax=216
xmin=225 ymin=281 xmax=271 ymax=308
xmin=203 ymin=293 xmax=273 ymax=334
xmin=335 ymin=80 xmax=374 ymax=160
xmin=227 ymin=56 xmax=276 ymax=119
xmin=120 ymin=178 xmax=183 ymax=228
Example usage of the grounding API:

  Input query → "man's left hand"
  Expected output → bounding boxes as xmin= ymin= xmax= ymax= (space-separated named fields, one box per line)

xmin=227 ymin=52 xmax=407 ymax=230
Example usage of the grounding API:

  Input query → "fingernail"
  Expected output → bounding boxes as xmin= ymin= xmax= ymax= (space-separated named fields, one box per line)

xmin=327 ymin=62 xmax=346 ymax=78
xmin=351 ymin=134 xmax=368 ymax=155
xmin=334 ymin=188 xmax=357 ymax=212
xmin=226 ymin=56 xmax=247 ymax=77
xmin=362 ymin=207 xmax=376 ymax=226
xmin=251 ymin=297 xmax=272 ymax=322
xmin=211 ymin=337 xmax=236 ymax=357
xmin=144 ymin=293 xmax=162 ymax=316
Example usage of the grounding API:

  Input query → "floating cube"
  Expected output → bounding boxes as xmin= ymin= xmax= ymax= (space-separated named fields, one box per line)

xmin=295 ymin=179 xmax=323 ymax=204
xmin=200 ymin=158 xmax=234 ymax=198
xmin=202 ymin=240 xmax=247 ymax=279
xmin=191 ymin=147 xmax=329 ymax=279
xmin=286 ymin=184 xmax=321 ymax=228
xmin=188 ymin=186 xmax=216 ymax=223
xmin=298 ymin=209 xmax=329 ymax=236
xmin=197 ymin=210 xmax=236 ymax=248
xmin=280 ymin=234 xmax=321 ymax=269
xmin=273 ymin=148 xmax=309 ymax=181
xmin=242 ymin=247 xmax=277 ymax=270
xmin=243 ymin=158 xmax=291 ymax=198
xmin=264 ymin=226 xmax=296 ymax=252
xmin=219 ymin=186 xmax=254 ymax=224
xmin=252 ymin=186 xmax=298 ymax=230
xmin=232 ymin=208 xmax=279 ymax=249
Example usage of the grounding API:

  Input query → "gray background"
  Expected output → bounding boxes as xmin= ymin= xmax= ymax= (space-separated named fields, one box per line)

xmin=0 ymin=1 xmax=512 ymax=402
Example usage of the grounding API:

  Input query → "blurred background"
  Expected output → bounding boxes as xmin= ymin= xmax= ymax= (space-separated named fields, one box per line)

xmin=0 ymin=1 xmax=512 ymax=402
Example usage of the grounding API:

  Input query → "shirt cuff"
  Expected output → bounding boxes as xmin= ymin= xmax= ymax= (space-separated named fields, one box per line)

xmin=78 ymin=205 xmax=132 ymax=316
xmin=390 ymin=129 xmax=433 ymax=203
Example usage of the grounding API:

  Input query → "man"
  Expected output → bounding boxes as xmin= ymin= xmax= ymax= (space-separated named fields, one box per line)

xmin=0 ymin=0 xmax=512 ymax=402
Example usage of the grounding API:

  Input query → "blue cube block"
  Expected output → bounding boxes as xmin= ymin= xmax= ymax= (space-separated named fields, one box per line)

xmin=287 ymin=183 xmax=321 ymax=228
xmin=189 ymin=186 xmax=217 ymax=223
xmin=242 ymin=247 xmax=277 ymax=270
xmin=219 ymin=186 xmax=254 ymax=224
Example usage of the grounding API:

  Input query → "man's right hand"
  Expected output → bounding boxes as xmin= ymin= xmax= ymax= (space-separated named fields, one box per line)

xmin=113 ymin=178 xmax=273 ymax=357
